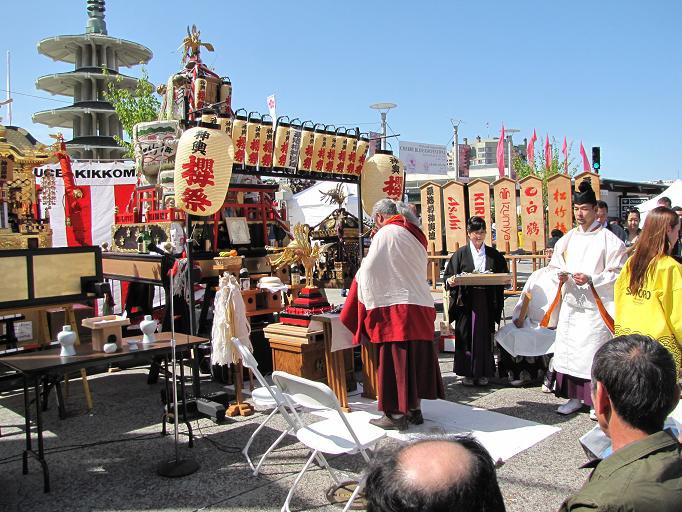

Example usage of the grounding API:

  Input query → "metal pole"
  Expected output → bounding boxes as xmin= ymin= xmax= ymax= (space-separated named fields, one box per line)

xmin=380 ymin=112 xmax=387 ymax=151
xmin=507 ymin=136 xmax=513 ymax=178
xmin=453 ymin=124 xmax=459 ymax=179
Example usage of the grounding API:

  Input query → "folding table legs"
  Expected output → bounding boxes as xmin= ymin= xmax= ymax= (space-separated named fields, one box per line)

xmin=22 ymin=376 xmax=50 ymax=492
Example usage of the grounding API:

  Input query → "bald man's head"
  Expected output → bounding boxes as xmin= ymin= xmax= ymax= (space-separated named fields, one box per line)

xmin=365 ymin=436 xmax=506 ymax=512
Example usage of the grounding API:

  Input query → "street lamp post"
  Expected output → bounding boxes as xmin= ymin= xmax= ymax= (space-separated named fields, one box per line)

xmin=369 ymin=102 xmax=397 ymax=150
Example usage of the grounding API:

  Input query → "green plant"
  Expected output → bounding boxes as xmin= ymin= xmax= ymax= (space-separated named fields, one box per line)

xmin=102 ymin=68 xmax=160 ymax=156
xmin=515 ymin=137 xmax=578 ymax=204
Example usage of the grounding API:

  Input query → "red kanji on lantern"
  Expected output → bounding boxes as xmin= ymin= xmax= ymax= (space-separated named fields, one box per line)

xmin=524 ymin=186 xmax=539 ymax=197
xmin=553 ymin=190 xmax=567 ymax=201
xmin=236 ymin=137 xmax=246 ymax=149
xmin=525 ymin=203 xmax=538 ymax=214
xmin=382 ymin=175 xmax=403 ymax=198
xmin=305 ymin=146 xmax=314 ymax=157
xmin=526 ymin=221 xmax=540 ymax=235
xmin=181 ymin=155 xmax=215 ymax=187
xmin=182 ymin=188 xmax=212 ymax=213
xmin=500 ymin=187 xmax=511 ymax=199
xmin=263 ymin=140 xmax=274 ymax=153
xmin=249 ymin=139 xmax=260 ymax=151
xmin=304 ymin=157 xmax=313 ymax=168
xmin=261 ymin=154 xmax=273 ymax=167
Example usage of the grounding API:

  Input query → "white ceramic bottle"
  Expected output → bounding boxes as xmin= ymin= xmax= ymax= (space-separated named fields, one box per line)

xmin=140 ymin=315 xmax=158 ymax=345
xmin=58 ymin=325 xmax=77 ymax=357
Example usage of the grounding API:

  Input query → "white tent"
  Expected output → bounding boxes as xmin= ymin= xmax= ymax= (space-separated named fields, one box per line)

xmin=637 ymin=180 xmax=682 ymax=221
xmin=287 ymin=181 xmax=361 ymax=227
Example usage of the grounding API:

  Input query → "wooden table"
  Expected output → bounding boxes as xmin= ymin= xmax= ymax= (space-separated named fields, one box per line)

xmin=312 ymin=314 xmax=379 ymax=411
xmin=0 ymin=332 xmax=207 ymax=493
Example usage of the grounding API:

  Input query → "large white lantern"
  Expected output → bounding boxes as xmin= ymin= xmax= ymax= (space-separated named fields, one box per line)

xmin=361 ymin=149 xmax=405 ymax=215
xmin=174 ymin=125 xmax=234 ymax=216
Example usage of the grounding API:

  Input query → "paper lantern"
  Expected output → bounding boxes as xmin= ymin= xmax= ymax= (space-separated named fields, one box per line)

xmin=231 ymin=110 xmax=248 ymax=165
xmin=259 ymin=116 xmax=274 ymax=168
xmin=218 ymin=77 xmax=232 ymax=115
xmin=311 ymin=126 xmax=330 ymax=173
xmin=216 ymin=115 xmax=232 ymax=136
xmin=334 ymin=133 xmax=349 ymax=175
xmin=297 ymin=122 xmax=316 ymax=171
xmin=194 ymin=78 xmax=207 ymax=113
xmin=344 ymin=132 xmax=359 ymax=174
xmin=245 ymin=113 xmax=262 ymax=170
xmin=175 ymin=125 xmax=234 ymax=216
xmin=323 ymin=129 xmax=338 ymax=173
xmin=361 ymin=150 xmax=405 ymax=215
xmin=354 ymin=135 xmax=370 ymax=176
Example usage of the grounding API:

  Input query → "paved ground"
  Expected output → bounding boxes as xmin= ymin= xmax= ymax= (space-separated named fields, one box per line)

xmin=0 ymin=266 xmax=598 ymax=512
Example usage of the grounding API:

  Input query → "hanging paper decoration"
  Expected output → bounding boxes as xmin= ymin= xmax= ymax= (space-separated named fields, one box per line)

xmin=360 ymin=149 xmax=405 ymax=215
xmin=231 ymin=111 xmax=248 ymax=166
xmin=174 ymin=125 xmax=234 ymax=216
xmin=354 ymin=135 xmax=370 ymax=175
xmin=259 ymin=117 xmax=274 ymax=168
xmin=297 ymin=123 xmax=316 ymax=172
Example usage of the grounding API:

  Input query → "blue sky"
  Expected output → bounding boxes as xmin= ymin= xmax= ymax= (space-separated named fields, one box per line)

xmin=2 ymin=0 xmax=680 ymax=181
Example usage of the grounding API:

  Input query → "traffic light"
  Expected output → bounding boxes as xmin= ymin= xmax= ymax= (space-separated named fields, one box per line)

xmin=592 ymin=146 xmax=601 ymax=172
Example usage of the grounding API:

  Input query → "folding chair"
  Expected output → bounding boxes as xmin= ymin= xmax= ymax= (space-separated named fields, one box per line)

xmin=230 ymin=337 xmax=298 ymax=475
xmin=272 ymin=371 xmax=387 ymax=512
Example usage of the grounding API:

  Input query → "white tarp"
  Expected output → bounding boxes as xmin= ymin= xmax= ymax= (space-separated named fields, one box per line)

xmin=287 ymin=181 xmax=360 ymax=228
xmin=637 ymin=180 xmax=682 ymax=220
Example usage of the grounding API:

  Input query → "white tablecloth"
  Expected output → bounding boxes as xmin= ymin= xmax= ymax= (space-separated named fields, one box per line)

xmin=317 ymin=313 xmax=355 ymax=352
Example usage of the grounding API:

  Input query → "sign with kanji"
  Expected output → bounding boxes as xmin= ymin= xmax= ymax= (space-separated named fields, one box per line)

xmin=442 ymin=181 xmax=467 ymax=252
xmin=493 ymin=177 xmax=519 ymax=253
xmin=420 ymin=181 xmax=444 ymax=252
xmin=519 ymin=175 xmax=545 ymax=251
xmin=174 ymin=126 xmax=234 ymax=216
xmin=547 ymin=173 xmax=573 ymax=235
xmin=467 ymin=179 xmax=492 ymax=246
xmin=361 ymin=151 xmax=406 ymax=216
xmin=574 ymin=171 xmax=600 ymax=200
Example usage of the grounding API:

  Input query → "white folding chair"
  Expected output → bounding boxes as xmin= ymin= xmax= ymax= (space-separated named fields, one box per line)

xmin=272 ymin=371 xmax=387 ymax=512
xmin=231 ymin=337 xmax=299 ymax=475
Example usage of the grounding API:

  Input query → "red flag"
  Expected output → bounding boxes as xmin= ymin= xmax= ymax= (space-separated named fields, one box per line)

xmin=527 ymin=129 xmax=537 ymax=169
xmin=544 ymin=135 xmax=551 ymax=171
xmin=579 ymin=141 xmax=590 ymax=172
xmin=562 ymin=137 xmax=568 ymax=173
xmin=497 ymin=125 xmax=505 ymax=178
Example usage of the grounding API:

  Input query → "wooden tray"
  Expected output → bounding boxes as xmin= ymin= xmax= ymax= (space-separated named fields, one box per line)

xmin=451 ymin=273 xmax=511 ymax=286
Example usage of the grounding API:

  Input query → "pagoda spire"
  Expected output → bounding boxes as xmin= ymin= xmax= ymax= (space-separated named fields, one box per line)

xmin=86 ymin=0 xmax=107 ymax=35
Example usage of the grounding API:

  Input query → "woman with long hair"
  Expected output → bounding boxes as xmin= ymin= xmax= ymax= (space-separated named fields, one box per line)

xmin=614 ymin=206 xmax=682 ymax=371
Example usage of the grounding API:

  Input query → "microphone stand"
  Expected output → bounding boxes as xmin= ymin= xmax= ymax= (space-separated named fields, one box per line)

xmin=158 ymin=244 xmax=199 ymax=477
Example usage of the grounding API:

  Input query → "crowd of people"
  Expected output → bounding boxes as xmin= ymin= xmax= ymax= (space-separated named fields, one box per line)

xmin=340 ymin=183 xmax=682 ymax=510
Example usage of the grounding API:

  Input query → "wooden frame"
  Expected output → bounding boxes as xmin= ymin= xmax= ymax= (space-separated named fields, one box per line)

xmin=0 ymin=246 xmax=102 ymax=310
xmin=224 ymin=216 xmax=251 ymax=245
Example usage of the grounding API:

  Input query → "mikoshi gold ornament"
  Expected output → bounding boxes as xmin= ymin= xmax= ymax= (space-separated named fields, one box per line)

xmin=297 ymin=121 xmax=316 ymax=172
xmin=231 ymin=109 xmax=248 ymax=166
xmin=259 ymin=115 xmax=274 ymax=168
xmin=245 ymin=112 xmax=262 ymax=170
xmin=174 ymin=124 xmax=234 ymax=216
xmin=353 ymin=134 xmax=370 ymax=176
xmin=360 ymin=149 xmax=405 ymax=215
xmin=311 ymin=124 xmax=330 ymax=172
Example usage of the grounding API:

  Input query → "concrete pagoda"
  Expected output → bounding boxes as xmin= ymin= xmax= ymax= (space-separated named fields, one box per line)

xmin=32 ymin=0 xmax=153 ymax=159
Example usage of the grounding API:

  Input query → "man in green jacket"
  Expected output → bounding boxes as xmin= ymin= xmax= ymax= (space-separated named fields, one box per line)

xmin=560 ymin=334 xmax=682 ymax=511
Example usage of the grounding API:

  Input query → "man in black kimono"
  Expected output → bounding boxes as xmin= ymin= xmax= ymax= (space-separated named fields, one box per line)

xmin=443 ymin=216 xmax=508 ymax=386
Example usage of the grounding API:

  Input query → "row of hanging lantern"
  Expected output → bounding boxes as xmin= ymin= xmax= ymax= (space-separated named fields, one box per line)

xmin=192 ymin=109 xmax=373 ymax=177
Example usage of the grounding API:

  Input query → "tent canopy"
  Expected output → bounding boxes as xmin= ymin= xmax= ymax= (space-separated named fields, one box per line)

xmin=637 ymin=180 xmax=682 ymax=220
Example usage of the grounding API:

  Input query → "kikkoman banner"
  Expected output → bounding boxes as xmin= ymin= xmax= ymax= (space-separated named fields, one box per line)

xmin=399 ymin=140 xmax=449 ymax=175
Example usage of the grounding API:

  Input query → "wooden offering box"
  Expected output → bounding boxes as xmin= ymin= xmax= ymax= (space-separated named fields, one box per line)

xmin=264 ymin=322 xmax=326 ymax=382
xmin=81 ymin=315 xmax=131 ymax=352
xmin=451 ymin=273 xmax=512 ymax=286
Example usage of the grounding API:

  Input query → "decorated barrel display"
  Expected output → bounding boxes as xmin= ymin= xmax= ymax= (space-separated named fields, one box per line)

xmin=360 ymin=149 xmax=405 ymax=215
xmin=174 ymin=124 xmax=234 ymax=216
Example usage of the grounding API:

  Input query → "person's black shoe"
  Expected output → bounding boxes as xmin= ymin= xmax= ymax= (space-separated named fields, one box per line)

xmin=407 ymin=409 xmax=424 ymax=425
xmin=370 ymin=414 xmax=408 ymax=431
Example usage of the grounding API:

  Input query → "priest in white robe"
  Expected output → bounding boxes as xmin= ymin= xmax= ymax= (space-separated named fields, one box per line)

xmin=545 ymin=180 xmax=627 ymax=416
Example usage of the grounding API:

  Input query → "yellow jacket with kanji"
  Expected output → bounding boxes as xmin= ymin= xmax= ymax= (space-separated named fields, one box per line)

xmin=615 ymin=256 xmax=682 ymax=372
